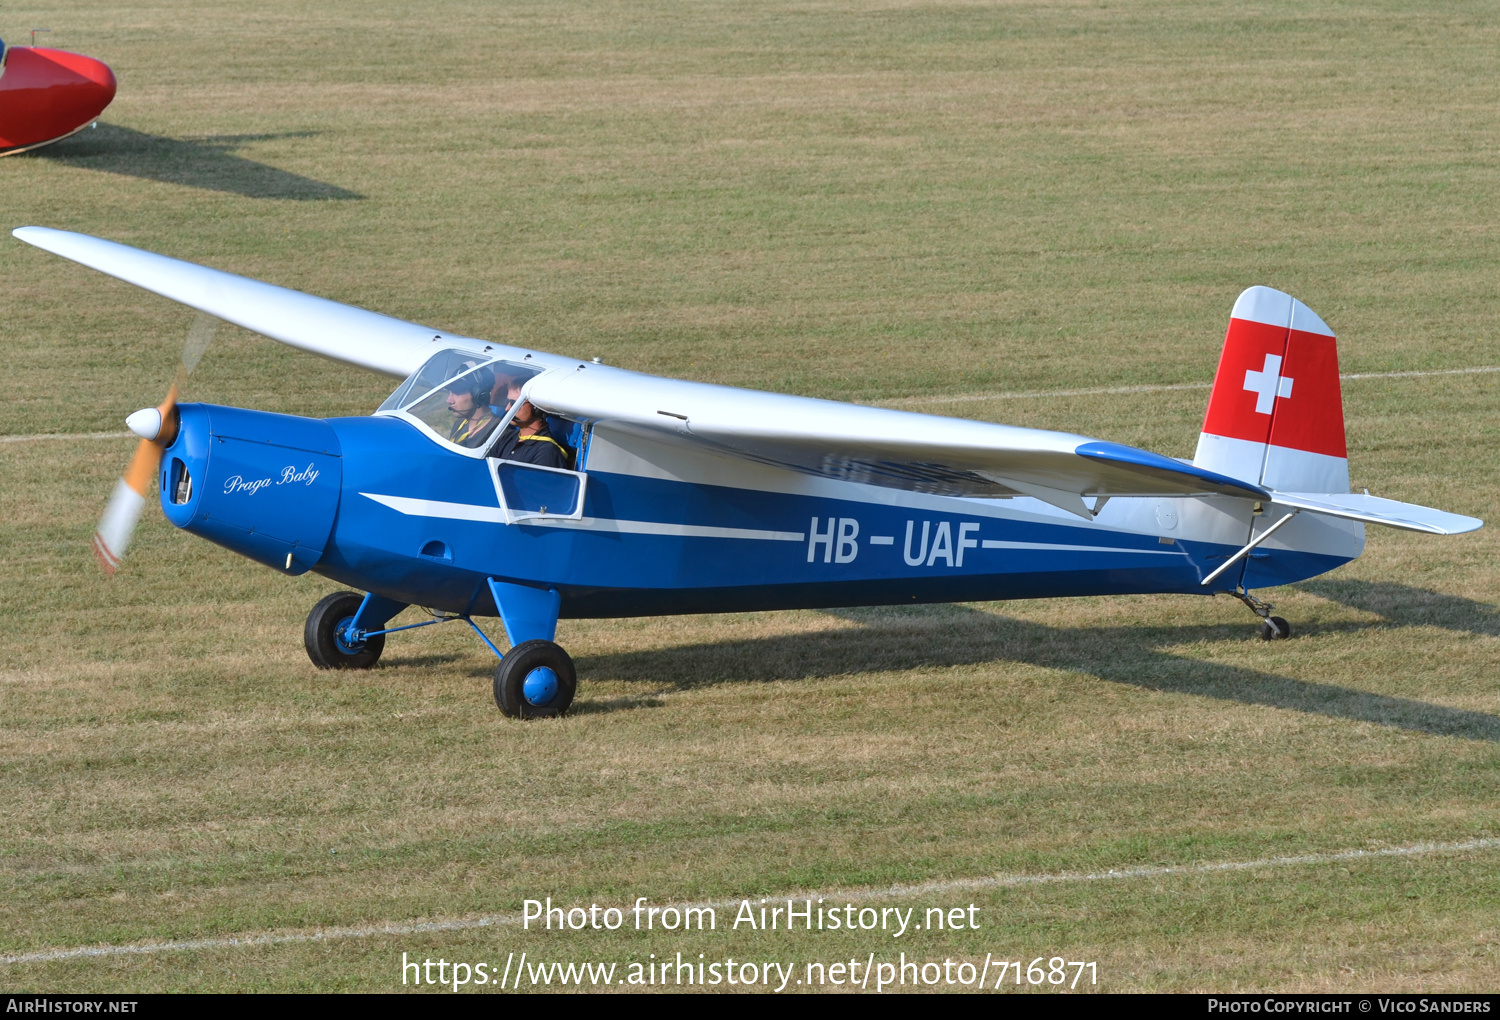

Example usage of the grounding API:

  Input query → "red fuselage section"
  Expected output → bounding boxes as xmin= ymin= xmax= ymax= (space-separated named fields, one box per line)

xmin=0 ymin=45 xmax=116 ymax=153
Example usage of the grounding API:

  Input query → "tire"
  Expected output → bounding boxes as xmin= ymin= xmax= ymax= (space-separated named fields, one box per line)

xmin=494 ymin=639 xmax=576 ymax=718
xmin=304 ymin=591 xmax=385 ymax=669
xmin=1259 ymin=616 xmax=1291 ymax=641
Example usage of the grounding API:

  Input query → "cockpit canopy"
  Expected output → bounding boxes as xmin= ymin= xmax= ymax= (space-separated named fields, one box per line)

xmin=377 ymin=349 xmax=542 ymax=451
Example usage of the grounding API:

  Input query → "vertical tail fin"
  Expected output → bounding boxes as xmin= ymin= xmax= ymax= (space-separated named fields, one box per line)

xmin=1193 ymin=286 xmax=1349 ymax=494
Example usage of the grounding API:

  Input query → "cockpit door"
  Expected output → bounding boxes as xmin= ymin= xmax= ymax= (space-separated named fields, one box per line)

xmin=489 ymin=459 xmax=588 ymax=522
xmin=484 ymin=370 xmax=589 ymax=522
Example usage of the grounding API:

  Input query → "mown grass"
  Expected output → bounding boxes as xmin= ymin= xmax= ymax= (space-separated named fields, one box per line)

xmin=1 ymin=0 xmax=1497 ymax=992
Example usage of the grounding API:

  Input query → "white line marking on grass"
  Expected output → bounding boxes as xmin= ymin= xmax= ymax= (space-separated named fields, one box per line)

xmin=856 ymin=836 xmax=1500 ymax=895
xmin=4 ymin=836 xmax=1497 ymax=966
xmin=0 ymin=431 xmax=132 ymax=444
xmin=884 ymin=365 xmax=1500 ymax=406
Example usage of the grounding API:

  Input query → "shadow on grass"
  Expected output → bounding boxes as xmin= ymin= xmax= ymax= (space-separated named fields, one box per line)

xmin=29 ymin=124 xmax=362 ymax=200
xmin=1299 ymin=580 xmax=1500 ymax=638
xmin=570 ymin=696 xmax=666 ymax=716
xmin=381 ymin=653 xmax=465 ymax=669
xmin=575 ymin=603 xmax=1500 ymax=743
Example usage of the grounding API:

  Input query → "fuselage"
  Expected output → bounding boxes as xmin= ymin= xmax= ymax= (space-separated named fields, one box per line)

xmin=160 ymin=402 xmax=1364 ymax=619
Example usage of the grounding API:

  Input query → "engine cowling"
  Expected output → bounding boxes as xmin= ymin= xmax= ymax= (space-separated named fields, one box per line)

xmin=160 ymin=404 xmax=342 ymax=574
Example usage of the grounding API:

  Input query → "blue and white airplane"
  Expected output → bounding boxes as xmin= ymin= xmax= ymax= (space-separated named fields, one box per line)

xmin=14 ymin=226 xmax=1483 ymax=718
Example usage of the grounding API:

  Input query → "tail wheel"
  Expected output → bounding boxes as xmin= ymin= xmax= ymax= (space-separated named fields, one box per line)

xmin=494 ymin=639 xmax=576 ymax=718
xmin=305 ymin=591 xmax=385 ymax=669
xmin=1259 ymin=616 xmax=1292 ymax=641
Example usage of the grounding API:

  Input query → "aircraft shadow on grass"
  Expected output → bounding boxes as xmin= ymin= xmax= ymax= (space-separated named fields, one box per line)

xmin=1297 ymin=580 xmax=1500 ymax=639
xmin=28 ymin=124 xmax=362 ymax=200
xmin=574 ymin=598 xmax=1500 ymax=743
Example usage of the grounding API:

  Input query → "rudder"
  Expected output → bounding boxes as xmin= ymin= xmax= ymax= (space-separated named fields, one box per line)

xmin=1193 ymin=286 xmax=1349 ymax=494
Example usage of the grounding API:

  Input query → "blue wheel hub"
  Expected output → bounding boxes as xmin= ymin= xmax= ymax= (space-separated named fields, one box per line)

xmin=522 ymin=666 xmax=559 ymax=706
xmin=333 ymin=616 xmax=366 ymax=655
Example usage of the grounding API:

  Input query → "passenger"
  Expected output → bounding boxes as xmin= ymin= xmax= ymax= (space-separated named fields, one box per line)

xmin=493 ymin=399 xmax=570 ymax=468
xmin=445 ymin=367 xmax=500 ymax=448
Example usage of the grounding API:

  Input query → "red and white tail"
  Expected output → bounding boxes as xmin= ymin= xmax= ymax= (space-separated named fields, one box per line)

xmin=1193 ymin=286 xmax=1349 ymax=494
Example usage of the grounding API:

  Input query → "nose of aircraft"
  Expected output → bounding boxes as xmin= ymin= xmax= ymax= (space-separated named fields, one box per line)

xmin=126 ymin=406 xmax=164 ymax=441
xmin=0 ymin=46 xmax=117 ymax=152
xmin=160 ymin=404 xmax=345 ymax=576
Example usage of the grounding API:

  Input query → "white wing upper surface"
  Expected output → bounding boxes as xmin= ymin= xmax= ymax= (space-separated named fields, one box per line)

xmin=15 ymin=225 xmax=1272 ymax=509
xmin=13 ymin=226 xmax=466 ymax=377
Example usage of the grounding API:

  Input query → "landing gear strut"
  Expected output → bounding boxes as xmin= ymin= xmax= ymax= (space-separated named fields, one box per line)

xmin=1231 ymin=589 xmax=1292 ymax=641
xmin=302 ymin=580 xmax=574 ymax=717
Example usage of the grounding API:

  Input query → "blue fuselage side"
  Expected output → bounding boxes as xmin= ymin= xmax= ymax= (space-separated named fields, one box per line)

xmin=159 ymin=405 xmax=1355 ymax=617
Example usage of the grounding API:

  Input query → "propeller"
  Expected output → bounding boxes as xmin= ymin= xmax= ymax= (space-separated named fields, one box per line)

xmin=93 ymin=313 xmax=219 ymax=573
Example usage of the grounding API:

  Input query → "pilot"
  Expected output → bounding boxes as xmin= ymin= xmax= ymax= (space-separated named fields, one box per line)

xmin=493 ymin=398 xmax=570 ymax=468
xmin=446 ymin=367 xmax=500 ymax=448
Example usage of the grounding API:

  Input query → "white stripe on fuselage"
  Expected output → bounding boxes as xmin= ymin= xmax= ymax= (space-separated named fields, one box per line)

xmin=979 ymin=539 xmax=1177 ymax=555
xmin=526 ymin=515 xmax=805 ymax=542
xmin=361 ymin=492 xmax=1184 ymax=557
xmin=361 ymin=493 xmax=507 ymax=524
xmin=360 ymin=492 xmax=806 ymax=542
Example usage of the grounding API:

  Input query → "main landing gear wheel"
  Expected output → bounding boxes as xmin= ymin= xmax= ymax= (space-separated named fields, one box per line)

xmin=304 ymin=591 xmax=385 ymax=669
xmin=1260 ymin=616 xmax=1292 ymax=641
xmin=494 ymin=639 xmax=576 ymax=719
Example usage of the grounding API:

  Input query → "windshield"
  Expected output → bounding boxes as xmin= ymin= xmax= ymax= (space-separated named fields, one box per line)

xmin=378 ymin=349 xmax=474 ymax=412
xmin=377 ymin=350 xmax=540 ymax=450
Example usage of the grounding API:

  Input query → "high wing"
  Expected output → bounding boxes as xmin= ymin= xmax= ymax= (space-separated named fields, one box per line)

xmin=14 ymin=225 xmax=1271 ymax=513
xmin=12 ymin=226 xmax=465 ymax=377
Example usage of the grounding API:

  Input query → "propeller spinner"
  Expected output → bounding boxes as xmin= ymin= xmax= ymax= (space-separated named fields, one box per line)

xmin=94 ymin=313 xmax=218 ymax=573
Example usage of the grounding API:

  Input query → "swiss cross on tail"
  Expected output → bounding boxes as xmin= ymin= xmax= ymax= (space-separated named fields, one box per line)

xmin=1243 ymin=354 xmax=1293 ymax=414
xmin=1201 ymin=288 xmax=1345 ymax=458
xmin=1194 ymin=286 xmax=1349 ymax=492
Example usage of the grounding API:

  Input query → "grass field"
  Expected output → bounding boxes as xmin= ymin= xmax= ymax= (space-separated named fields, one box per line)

xmin=2 ymin=0 xmax=1497 ymax=992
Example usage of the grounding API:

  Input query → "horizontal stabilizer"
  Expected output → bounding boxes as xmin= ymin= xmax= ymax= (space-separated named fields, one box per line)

xmin=1272 ymin=491 xmax=1483 ymax=535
